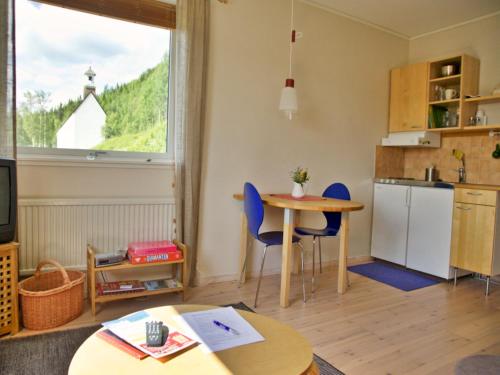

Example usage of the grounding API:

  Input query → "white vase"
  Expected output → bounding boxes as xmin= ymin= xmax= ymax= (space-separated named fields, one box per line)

xmin=291 ymin=182 xmax=305 ymax=198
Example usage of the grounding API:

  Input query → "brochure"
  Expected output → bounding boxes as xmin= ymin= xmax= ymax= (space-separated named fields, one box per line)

xmin=103 ymin=311 xmax=196 ymax=359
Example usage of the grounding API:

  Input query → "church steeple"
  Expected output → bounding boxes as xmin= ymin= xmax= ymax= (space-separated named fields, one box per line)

xmin=83 ymin=66 xmax=96 ymax=97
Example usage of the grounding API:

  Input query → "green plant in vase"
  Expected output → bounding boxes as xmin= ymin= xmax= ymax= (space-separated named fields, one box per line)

xmin=290 ymin=167 xmax=310 ymax=198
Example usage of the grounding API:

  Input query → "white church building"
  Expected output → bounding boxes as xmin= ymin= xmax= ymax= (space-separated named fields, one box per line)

xmin=56 ymin=67 xmax=106 ymax=149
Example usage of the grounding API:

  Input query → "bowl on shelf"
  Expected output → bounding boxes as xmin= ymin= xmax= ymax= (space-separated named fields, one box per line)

xmin=441 ymin=65 xmax=455 ymax=77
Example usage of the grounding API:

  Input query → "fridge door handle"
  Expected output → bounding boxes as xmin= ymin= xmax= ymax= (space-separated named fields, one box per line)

xmin=405 ymin=187 xmax=411 ymax=207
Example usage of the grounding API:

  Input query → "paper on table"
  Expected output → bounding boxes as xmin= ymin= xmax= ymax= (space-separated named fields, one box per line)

xmin=178 ymin=307 xmax=264 ymax=352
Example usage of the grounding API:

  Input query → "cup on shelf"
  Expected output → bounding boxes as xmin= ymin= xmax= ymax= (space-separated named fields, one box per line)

xmin=445 ymin=88 xmax=458 ymax=100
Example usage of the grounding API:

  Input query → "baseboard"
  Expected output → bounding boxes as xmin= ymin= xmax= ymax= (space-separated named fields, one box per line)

xmin=195 ymin=255 xmax=373 ymax=286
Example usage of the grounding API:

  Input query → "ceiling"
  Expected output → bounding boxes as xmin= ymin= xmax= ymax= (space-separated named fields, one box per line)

xmin=304 ymin=0 xmax=500 ymax=39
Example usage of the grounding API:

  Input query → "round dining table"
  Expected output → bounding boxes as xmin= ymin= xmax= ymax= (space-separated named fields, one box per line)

xmin=234 ymin=193 xmax=364 ymax=307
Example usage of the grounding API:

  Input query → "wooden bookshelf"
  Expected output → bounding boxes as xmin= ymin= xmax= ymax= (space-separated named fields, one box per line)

xmin=87 ymin=240 xmax=187 ymax=316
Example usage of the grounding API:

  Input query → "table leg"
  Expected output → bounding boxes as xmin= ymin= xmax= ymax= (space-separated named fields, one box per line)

xmin=292 ymin=211 xmax=301 ymax=274
xmin=338 ymin=212 xmax=350 ymax=294
xmin=280 ymin=208 xmax=295 ymax=308
xmin=239 ymin=212 xmax=249 ymax=284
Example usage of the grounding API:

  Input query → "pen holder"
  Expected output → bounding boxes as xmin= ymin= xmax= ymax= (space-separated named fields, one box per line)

xmin=145 ymin=321 xmax=169 ymax=347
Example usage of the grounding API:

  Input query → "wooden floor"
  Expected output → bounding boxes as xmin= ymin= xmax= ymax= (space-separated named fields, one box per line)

xmin=9 ymin=266 xmax=500 ymax=375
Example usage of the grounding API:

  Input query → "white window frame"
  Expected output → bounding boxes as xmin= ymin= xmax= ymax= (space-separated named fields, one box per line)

xmin=16 ymin=16 xmax=175 ymax=166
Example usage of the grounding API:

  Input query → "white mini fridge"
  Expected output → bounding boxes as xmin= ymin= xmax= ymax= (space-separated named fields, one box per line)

xmin=371 ymin=183 xmax=455 ymax=279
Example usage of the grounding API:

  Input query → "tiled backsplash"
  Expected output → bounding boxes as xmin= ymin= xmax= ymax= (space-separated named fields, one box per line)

xmin=375 ymin=133 xmax=500 ymax=185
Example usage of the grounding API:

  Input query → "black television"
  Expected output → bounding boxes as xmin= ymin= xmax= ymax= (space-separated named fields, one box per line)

xmin=0 ymin=158 xmax=16 ymax=244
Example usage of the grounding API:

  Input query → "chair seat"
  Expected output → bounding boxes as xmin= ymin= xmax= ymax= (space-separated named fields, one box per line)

xmin=295 ymin=227 xmax=339 ymax=237
xmin=258 ymin=231 xmax=301 ymax=246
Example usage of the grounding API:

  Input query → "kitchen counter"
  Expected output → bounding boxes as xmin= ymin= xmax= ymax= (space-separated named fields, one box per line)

xmin=454 ymin=183 xmax=500 ymax=191
xmin=374 ymin=178 xmax=453 ymax=189
xmin=374 ymin=178 xmax=500 ymax=191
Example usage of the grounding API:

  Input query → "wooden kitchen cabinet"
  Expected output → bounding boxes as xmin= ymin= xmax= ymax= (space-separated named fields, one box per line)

xmin=450 ymin=188 xmax=500 ymax=293
xmin=388 ymin=62 xmax=429 ymax=133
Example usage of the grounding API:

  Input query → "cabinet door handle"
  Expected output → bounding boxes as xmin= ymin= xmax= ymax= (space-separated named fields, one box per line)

xmin=456 ymin=206 xmax=472 ymax=211
xmin=466 ymin=192 xmax=482 ymax=196
xmin=410 ymin=125 xmax=420 ymax=129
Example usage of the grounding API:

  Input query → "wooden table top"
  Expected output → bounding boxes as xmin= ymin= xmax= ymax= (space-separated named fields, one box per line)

xmin=69 ymin=304 xmax=314 ymax=375
xmin=233 ymin=193 xmax=364 ymax=212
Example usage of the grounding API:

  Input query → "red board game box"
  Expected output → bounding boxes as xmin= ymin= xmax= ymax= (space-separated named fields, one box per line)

xmin=127 ymin=250 xmax=183 ymax=265
xmin=128 ymin=240 xmax=177 ymax=256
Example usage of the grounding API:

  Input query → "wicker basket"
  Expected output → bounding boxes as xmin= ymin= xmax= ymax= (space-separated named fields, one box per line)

xmin=18 ymin=260 xmax=85 ymax=330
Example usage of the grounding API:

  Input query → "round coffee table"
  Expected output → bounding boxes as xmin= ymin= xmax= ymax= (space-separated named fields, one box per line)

xmin=69 ymin=305 xmax=318 ymax=375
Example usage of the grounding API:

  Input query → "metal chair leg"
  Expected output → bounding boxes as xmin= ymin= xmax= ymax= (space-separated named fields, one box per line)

xmin=453 ymin=267 xmax=457 ymax=287
xmin=298 ymin=242 xmax=306 ymax=303
xmin=318 ymin=237 xmax=323 ymax=274
xmin=486 ymin=276 xmax=490 ymax=296
xmin=312 ymin=237 xmax=316 ymax=294
xmin=254 ymin=245 xmax=268 ymax=308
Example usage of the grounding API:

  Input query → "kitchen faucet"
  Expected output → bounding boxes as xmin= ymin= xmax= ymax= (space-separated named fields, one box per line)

xmin=452 ymin=149 xmax=466 ymax=183
xmin=458 ymin=166 xmax=466 ymax=183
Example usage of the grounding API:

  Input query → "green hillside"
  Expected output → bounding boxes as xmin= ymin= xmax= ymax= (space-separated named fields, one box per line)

xmin=17 ymin=55 xmax=169 ymax=153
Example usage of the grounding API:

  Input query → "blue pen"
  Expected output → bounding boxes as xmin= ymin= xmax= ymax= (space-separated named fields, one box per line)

xmin=213 ymin=320 xmax=240 ymax=335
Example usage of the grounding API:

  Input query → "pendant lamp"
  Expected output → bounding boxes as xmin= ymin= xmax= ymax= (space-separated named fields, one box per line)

xmin=279 ymin=0 xmax=298 ymax=120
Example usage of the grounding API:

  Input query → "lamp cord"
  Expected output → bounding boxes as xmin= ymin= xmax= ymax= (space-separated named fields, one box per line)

xmin=288 ymin=0 xmax=294 ymax=78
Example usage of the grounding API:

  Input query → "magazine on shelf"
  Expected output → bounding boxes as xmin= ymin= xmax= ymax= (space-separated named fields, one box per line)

xmin=144 ymin=278 xmax=182 ymax=291
xmin=96 ymin=280 xmax=145 ymax=296
xmin=102 ymin=311 xmax=196 ymax=359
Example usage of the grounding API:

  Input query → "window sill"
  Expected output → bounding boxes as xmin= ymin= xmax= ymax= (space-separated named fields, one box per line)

xmin=17 ymin=154 xmax=174 ymax=169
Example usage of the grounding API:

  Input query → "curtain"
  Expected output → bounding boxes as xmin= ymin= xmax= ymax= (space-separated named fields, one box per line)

xmin=174 ymin=0 xmax=209 ymax=286
xmin=0 ymin=0 xmax=15 ymax=159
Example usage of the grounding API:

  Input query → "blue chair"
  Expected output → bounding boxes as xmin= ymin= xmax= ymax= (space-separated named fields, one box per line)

xmin=240 ymin=182 xmax=306 ymax=307
xmin=295 ymin=183 xmax=351 ymax=293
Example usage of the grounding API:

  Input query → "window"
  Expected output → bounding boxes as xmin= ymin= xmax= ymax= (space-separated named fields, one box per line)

xmin=16 ymin=0 xmax=175 ymax=161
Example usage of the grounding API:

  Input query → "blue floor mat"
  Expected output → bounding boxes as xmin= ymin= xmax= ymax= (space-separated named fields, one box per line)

xmin=348 ymin=261 xmax=440 ymax=291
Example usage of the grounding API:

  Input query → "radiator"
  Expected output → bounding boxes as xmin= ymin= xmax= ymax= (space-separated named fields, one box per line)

xmin=18 ymin=198 xmax=175 ymax=275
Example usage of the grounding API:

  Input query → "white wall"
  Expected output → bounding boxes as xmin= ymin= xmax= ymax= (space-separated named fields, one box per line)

xmin=195 ymin=0 xmax=408 ymax=284
xmin=17 ymin=162 xmax=173 ymax=199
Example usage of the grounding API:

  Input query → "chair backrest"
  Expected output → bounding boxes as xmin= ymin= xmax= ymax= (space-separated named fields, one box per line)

xmin=322 ymin=183 xmax=351 ymax=230
xmin=244 ymin=182 xmax=264 ymax=239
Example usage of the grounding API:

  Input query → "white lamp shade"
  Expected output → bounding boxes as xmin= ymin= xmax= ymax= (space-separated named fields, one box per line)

xmin=279 ymin=86 xmax=298 ymax=119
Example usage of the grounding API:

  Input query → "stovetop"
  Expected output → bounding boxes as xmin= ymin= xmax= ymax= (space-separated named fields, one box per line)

xmin=374 ymin=178 xmax=454 ymax=189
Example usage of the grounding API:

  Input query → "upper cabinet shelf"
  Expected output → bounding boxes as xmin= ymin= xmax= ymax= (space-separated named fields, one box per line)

xmin=464 ymin=95 xmax=500 ymax=104
xmin=429 ymin=74 xmax=461 ymax=84
xmin=428 ymin=99 xmax=460 ymax=105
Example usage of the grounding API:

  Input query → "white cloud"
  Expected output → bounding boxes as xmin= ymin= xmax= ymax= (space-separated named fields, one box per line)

xmin=16 ymin=0 xmax=171 ymax=107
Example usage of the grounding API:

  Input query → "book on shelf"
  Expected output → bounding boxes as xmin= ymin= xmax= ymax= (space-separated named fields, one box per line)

xmin=102 ymin=311 xmax=196 ymax=360
xmin=128 ymin=250 xmax=183 ymax=265
xmin=96 ymin=280 xmax=145 ymax=296
xmin=128 ymin=240 xmax=178 ymax=256
xmin=144 ymin=278 xmax=182 ymax=291
xmin=96 ymin=329 xmax=148 ymax=359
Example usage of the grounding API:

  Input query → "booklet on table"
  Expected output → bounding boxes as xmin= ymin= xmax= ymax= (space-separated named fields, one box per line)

xmin=102 ymin=311 xmax=196 ymax=359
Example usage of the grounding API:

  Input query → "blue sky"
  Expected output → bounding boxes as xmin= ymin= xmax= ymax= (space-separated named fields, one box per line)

xmin=16 ymin=0 xmax=171 ymax=107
